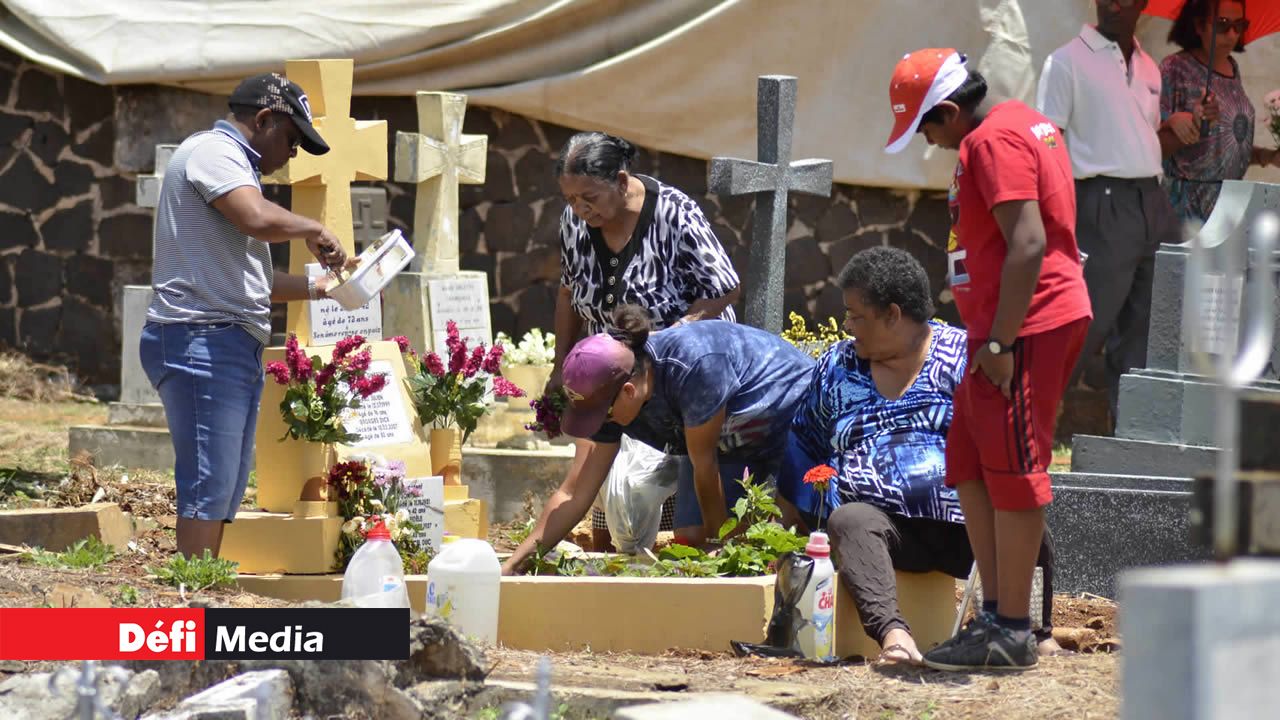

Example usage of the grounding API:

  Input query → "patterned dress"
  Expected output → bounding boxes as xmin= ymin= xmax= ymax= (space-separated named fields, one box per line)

xmin=559 ymin=174 xmax=739 ymax=335
xmin=781 ymin=321 xmax=967 ymax=524
xmin=1160 ymin=51 xmax=1255 ymax=223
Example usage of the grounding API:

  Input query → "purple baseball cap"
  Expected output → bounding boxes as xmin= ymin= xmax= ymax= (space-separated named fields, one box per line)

xmin=560 ymin=334 xmax=636 ymax=439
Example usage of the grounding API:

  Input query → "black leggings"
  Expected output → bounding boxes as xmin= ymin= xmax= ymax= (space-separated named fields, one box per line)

xmin=823 ymin=503 xmax=1056 ymax=644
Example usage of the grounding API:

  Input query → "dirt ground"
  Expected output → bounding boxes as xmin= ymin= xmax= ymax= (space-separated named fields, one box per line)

xmin=0 ymin=385 xmax=1122 ymax=719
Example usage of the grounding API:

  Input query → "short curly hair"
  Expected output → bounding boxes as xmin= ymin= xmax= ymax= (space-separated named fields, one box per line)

xmin=1169 ymin=0 xmax=1247 ymax=53
xmin=836 ymin=246 xmax=934 ymax=323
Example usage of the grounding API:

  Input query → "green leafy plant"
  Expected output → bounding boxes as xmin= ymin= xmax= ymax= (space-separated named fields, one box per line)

xmin=28 ymin=537 xmax=115 ymax=570
xmin=117 ymin=585 xmax=140 ymax=606
xmin=529 ymin=472 xmax=806 ymax=579
xmin=403 ymin=321 xmax=524 ymax=443
xmin=265 ymin=334 xmax=387 ymax=445
xmin=148 ymin=551 xmax=238 ymax=591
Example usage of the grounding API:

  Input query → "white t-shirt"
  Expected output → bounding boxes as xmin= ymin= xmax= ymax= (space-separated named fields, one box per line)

xmin=1036 ymin=25 xmax=1164 ymax=180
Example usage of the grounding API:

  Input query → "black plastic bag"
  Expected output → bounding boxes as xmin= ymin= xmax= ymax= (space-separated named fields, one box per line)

xmin=730 ymin=551 xmax=814 ymax=658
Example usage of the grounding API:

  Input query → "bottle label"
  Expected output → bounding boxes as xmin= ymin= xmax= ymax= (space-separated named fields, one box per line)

xmin=381 ymin=575 xmax=403 ymax=594
xmin=426 ymin=580 xmax=453 ymax=620
xmin=812 ymin=577 xmax=835 ymax=661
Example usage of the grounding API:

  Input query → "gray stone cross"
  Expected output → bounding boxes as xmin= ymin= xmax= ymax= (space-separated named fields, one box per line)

xmin=709 ymin=75 xmax=833 ymax=333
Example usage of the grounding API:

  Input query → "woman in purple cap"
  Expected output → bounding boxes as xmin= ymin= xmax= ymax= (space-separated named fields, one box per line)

xmin=548 ymin=131 xmax=742 ymax=550
xmin=503 ymin=306 xmax=814 ymax=575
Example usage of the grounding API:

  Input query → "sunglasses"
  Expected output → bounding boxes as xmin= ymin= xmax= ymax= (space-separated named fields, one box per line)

xmin=1213 ymin=17 xmax=1250 ymax=35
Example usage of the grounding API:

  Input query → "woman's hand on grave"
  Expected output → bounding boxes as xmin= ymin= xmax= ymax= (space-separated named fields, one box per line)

xmin=971 ymin=345 xmax=1014 ymax=400
xmin=1166 ymin=112 xmax=1200 ymax=145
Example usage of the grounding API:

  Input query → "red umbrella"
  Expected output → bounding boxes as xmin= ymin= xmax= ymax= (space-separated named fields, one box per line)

xmin=1144 ymin=0 xmax=1280 ymax=45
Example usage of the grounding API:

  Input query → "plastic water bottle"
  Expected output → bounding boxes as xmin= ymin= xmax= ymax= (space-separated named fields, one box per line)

xmin=425 ymin=538 xmax=501 ymax=644
xmin=340 ymin=520 xmax=410 ymax=608
xmin=795 ymin=531 xmax=837 ymax=661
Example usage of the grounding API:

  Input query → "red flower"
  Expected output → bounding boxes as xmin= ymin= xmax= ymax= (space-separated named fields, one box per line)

xmin=448 ymin=342 xmax=467 ymax=375
xmin=265 ymin=361 xmax=291 ymax=385
xmin=354 ymin=373 xmax=387 ymax=398
xmin=482 ymin=343 xmax=504 ymax=374
xmin=314 ymin=363 xmax=336 ymax=393
xmin=391 ymin=335 xmax=413 ymax=354
xmin=803 ymin=465 xmax=837 ymax=491
xmin=423 ymin=351 xmax=446 ymax=377
xmin=492 ymin=376 xmax=526 ymax=399
xmin=445 ymin=321 xmax=463 ymax=357
xmin=464 ymin=345 xmax=485 ymax=377
xmin=347 ymin=349 xmax=372 ymax=373
xmin=333 ymin=334 xmax=365 ymax=362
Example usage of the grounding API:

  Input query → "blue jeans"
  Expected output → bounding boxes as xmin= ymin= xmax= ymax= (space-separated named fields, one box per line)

xmin=140 ymin=322 xmax=264 ymax=521
xmin=673 ymin=456 xmax=778 ymax=529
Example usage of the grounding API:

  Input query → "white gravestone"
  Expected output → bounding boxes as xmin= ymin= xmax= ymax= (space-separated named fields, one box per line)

xmin=304 ymin=263 xmax=383 ymax=346
xmin=341 ymin=359 xmax=414 ymax=447
xmin=401 ymin=475 xmax=445 ymax=552
xmin=383 ymin=91 xmax=493 ymax=355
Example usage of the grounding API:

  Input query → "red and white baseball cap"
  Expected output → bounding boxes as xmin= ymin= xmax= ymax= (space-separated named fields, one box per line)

xmin=884 ymin=48 xmax=970 ymax=154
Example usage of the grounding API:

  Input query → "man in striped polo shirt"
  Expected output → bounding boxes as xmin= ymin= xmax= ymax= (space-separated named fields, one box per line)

xmin=141 ymin=73 xmax=349 ymax=559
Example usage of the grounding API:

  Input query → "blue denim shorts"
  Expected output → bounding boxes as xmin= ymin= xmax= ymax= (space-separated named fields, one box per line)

xmin=673 ymin=456 xmax=778 ymax=529
xmin=139 ymin=322 xmax=264 ymax=521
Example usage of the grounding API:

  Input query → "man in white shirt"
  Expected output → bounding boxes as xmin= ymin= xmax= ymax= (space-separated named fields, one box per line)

xmin=1037 ymin=0 xmax=1179 ymax=425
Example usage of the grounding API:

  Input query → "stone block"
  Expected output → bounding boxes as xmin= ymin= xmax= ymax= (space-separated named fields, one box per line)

xmin=498 ymin=246 xmax=558 ymax=294
xmin=1189 ymin=472 xmax=1280 ymax=555
xmin=852 ymin=186 xmax=910 ymax=227
xmin=460 ymin=252 xmax=497 ymax=296
xmin=459 ymin=205 xmax=482 ymax=255
xmin=0 ymin=668 xmax=161 ymax=720
xmin=1070 ymin=434 xmax=1216 ymax=478
xmin=237 ymin=569 xmax=954 ymax=657
xmin=112 ymin=85 xmax=229 ymax=173
xmin=19 ymin=303 xmax=61 ymax=354
xmin=532 ymin=198 xmax=565 ymax=249
xmin=783 ymin=236 xmax=829 ymax=287
xmin=515 ymin=284 xmax=556 ymax=337
xmin=0 ymin=502 xmax=132 ymax=551
xmin=145 ymin=669 xmax=293 ymax=720
xmin=814 ymin=202 xmax=858 ymax=245
xmin=68 ymin=424 xmax=174 ymax=471
xmin=107 ymin=402 xmax=167 ymax=427
xmin=827 ymin=232 xmax=882 ymax=277
xmin=478 ymin=149 xmax=514 ymax=205
xmin=0 ymin=154 xmax=57 ymax=214
xmin=496 ymin=114 xmax=541 ymax=150
xmin=514 ymin=148 xmax=557 ymax=201
xmin=29 ymin=121 xmax=68 ymax=169
xmin=484 ymin=202 xmax=534 ymax=253
xmin=65 ymin=253 xmax=114 ymax=306
xmin=1049 ymin=472 xmax=1210 ymax=597
xmin=58 ymin=296 xmax=110 ymax=374
xmin=16 ymin=66 xmax=62 ymax=117
xmin=1119 ymin=560 xmax=1280 ymax=720
xmin=15 ymin=248 xmax=62 ymax=306
xmin=53 ymin=159 xmax=93 ymax=198
xmin=616 ymin=694 xmax=798 ymax=720
xmin=458 ymin=447 xmax=572 ymax=523
xmin=0 ymin=209 xmax=38 ymax=251
xmin=120 ymin=285 xmax=159 ymax=405
xmin=73 ymin=122 xmax=114 ymax=166
xmin=221 ymin=511 xmax=342 ymax=575
xmin=99 ymin=212 xmax=155 ymax=259
xmin=0 ymin=307 xmax=15 ymax=348
xmin=1115 ymin=370 xmax=1280 ymax=447
xmin=835 ymin=570 xmax=957 ymax=659
xmin=444 ymin=498 xmax=488 ymax=539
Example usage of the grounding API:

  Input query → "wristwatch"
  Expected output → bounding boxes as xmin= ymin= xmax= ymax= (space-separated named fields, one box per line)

xmin=985 ymin=338 xmax=1014 ymax=355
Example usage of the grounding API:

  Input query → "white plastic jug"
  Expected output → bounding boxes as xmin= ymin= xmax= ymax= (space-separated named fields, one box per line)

xmin=425 ymin=538 xmax=501 ymax=644
xmin=794 ymin=531 xmax=837 ymax=661
xmin=340 ymin=521 xmax=410 ymax=609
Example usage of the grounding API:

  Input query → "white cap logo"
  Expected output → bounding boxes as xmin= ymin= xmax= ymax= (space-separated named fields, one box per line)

xmin=298 ymin=94 xmax=313 ymax=121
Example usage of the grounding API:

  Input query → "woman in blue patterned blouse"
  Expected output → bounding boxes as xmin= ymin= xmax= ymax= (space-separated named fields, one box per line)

xmin=780 ymin=247 xmax=1056 ymax=665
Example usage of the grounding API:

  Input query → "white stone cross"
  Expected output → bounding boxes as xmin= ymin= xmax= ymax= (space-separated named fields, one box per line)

xmin=394 ymin=92 xmax=487 ymax=274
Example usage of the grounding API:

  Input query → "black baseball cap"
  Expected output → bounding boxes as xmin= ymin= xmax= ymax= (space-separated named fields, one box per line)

xmin=228 ymin=73 xmax=330 ymax=155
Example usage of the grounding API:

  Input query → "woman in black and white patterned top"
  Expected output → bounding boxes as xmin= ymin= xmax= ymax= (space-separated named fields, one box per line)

xmin=548 ymin=132 xmax=741 ymax=550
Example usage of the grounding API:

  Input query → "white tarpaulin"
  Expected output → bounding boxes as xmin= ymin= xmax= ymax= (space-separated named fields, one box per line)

xmin=3 ymin=0 xmax=1279 ymax=189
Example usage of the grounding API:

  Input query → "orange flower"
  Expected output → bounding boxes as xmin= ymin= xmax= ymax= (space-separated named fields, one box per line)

xmin=803 ymin=465 xmax=837 ymax=490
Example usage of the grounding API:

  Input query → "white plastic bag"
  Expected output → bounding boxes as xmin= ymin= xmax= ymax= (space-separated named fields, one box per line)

xmin=602 ymin=435 xmax=679 ymax=553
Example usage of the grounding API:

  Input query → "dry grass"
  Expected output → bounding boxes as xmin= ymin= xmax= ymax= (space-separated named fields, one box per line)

xmin=0 ymin=352 xmax=95 ymax=403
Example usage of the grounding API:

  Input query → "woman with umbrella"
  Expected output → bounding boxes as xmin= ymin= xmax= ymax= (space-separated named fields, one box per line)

xmin=1157 ymin=0 xmax=1280 ymax=222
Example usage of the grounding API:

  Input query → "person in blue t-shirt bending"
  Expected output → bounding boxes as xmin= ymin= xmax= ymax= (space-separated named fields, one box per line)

xmin=502 ymin=305 xmax=815 ymax=574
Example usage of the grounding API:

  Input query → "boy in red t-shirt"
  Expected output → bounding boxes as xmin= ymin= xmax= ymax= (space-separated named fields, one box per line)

xmin=885 ymin=49 xmax=1092 ymax=671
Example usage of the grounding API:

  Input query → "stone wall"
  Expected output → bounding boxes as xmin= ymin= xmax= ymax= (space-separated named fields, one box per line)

xmin=0 ymin=48 xmax=1105 ymax=436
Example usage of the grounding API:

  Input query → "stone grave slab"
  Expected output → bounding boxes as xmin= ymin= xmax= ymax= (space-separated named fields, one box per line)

xmin=1070 ymin=434 xmax=1217 ymax=478
xmin=0 ymin=502 xmax=132 ymax=552
xmin=402 ymin=475 xmax=445 ymax=552
xmin=1120 ymin=559 xmax=1280 ymax=720
xmin=236 ymin=570 xmax=958 ymax=658
xmin=1048 ymin=472 xmax=1210 ymax=597
xmin=1115 ymin=369 xmax=1280 ymax=447
xmin=708 ymin=75 xmax=832 ymax=333
xmin=219 ymin=503 xmax=342 ymax=575
xmin=303 ymin=262 xmax=383 ymax=345
xmin=615 ymin=695 xmax=798 ymax=720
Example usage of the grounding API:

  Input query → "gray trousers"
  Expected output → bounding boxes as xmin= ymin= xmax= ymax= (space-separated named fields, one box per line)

xmin=1071 ymin=176 xmax=1180 ymax=419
